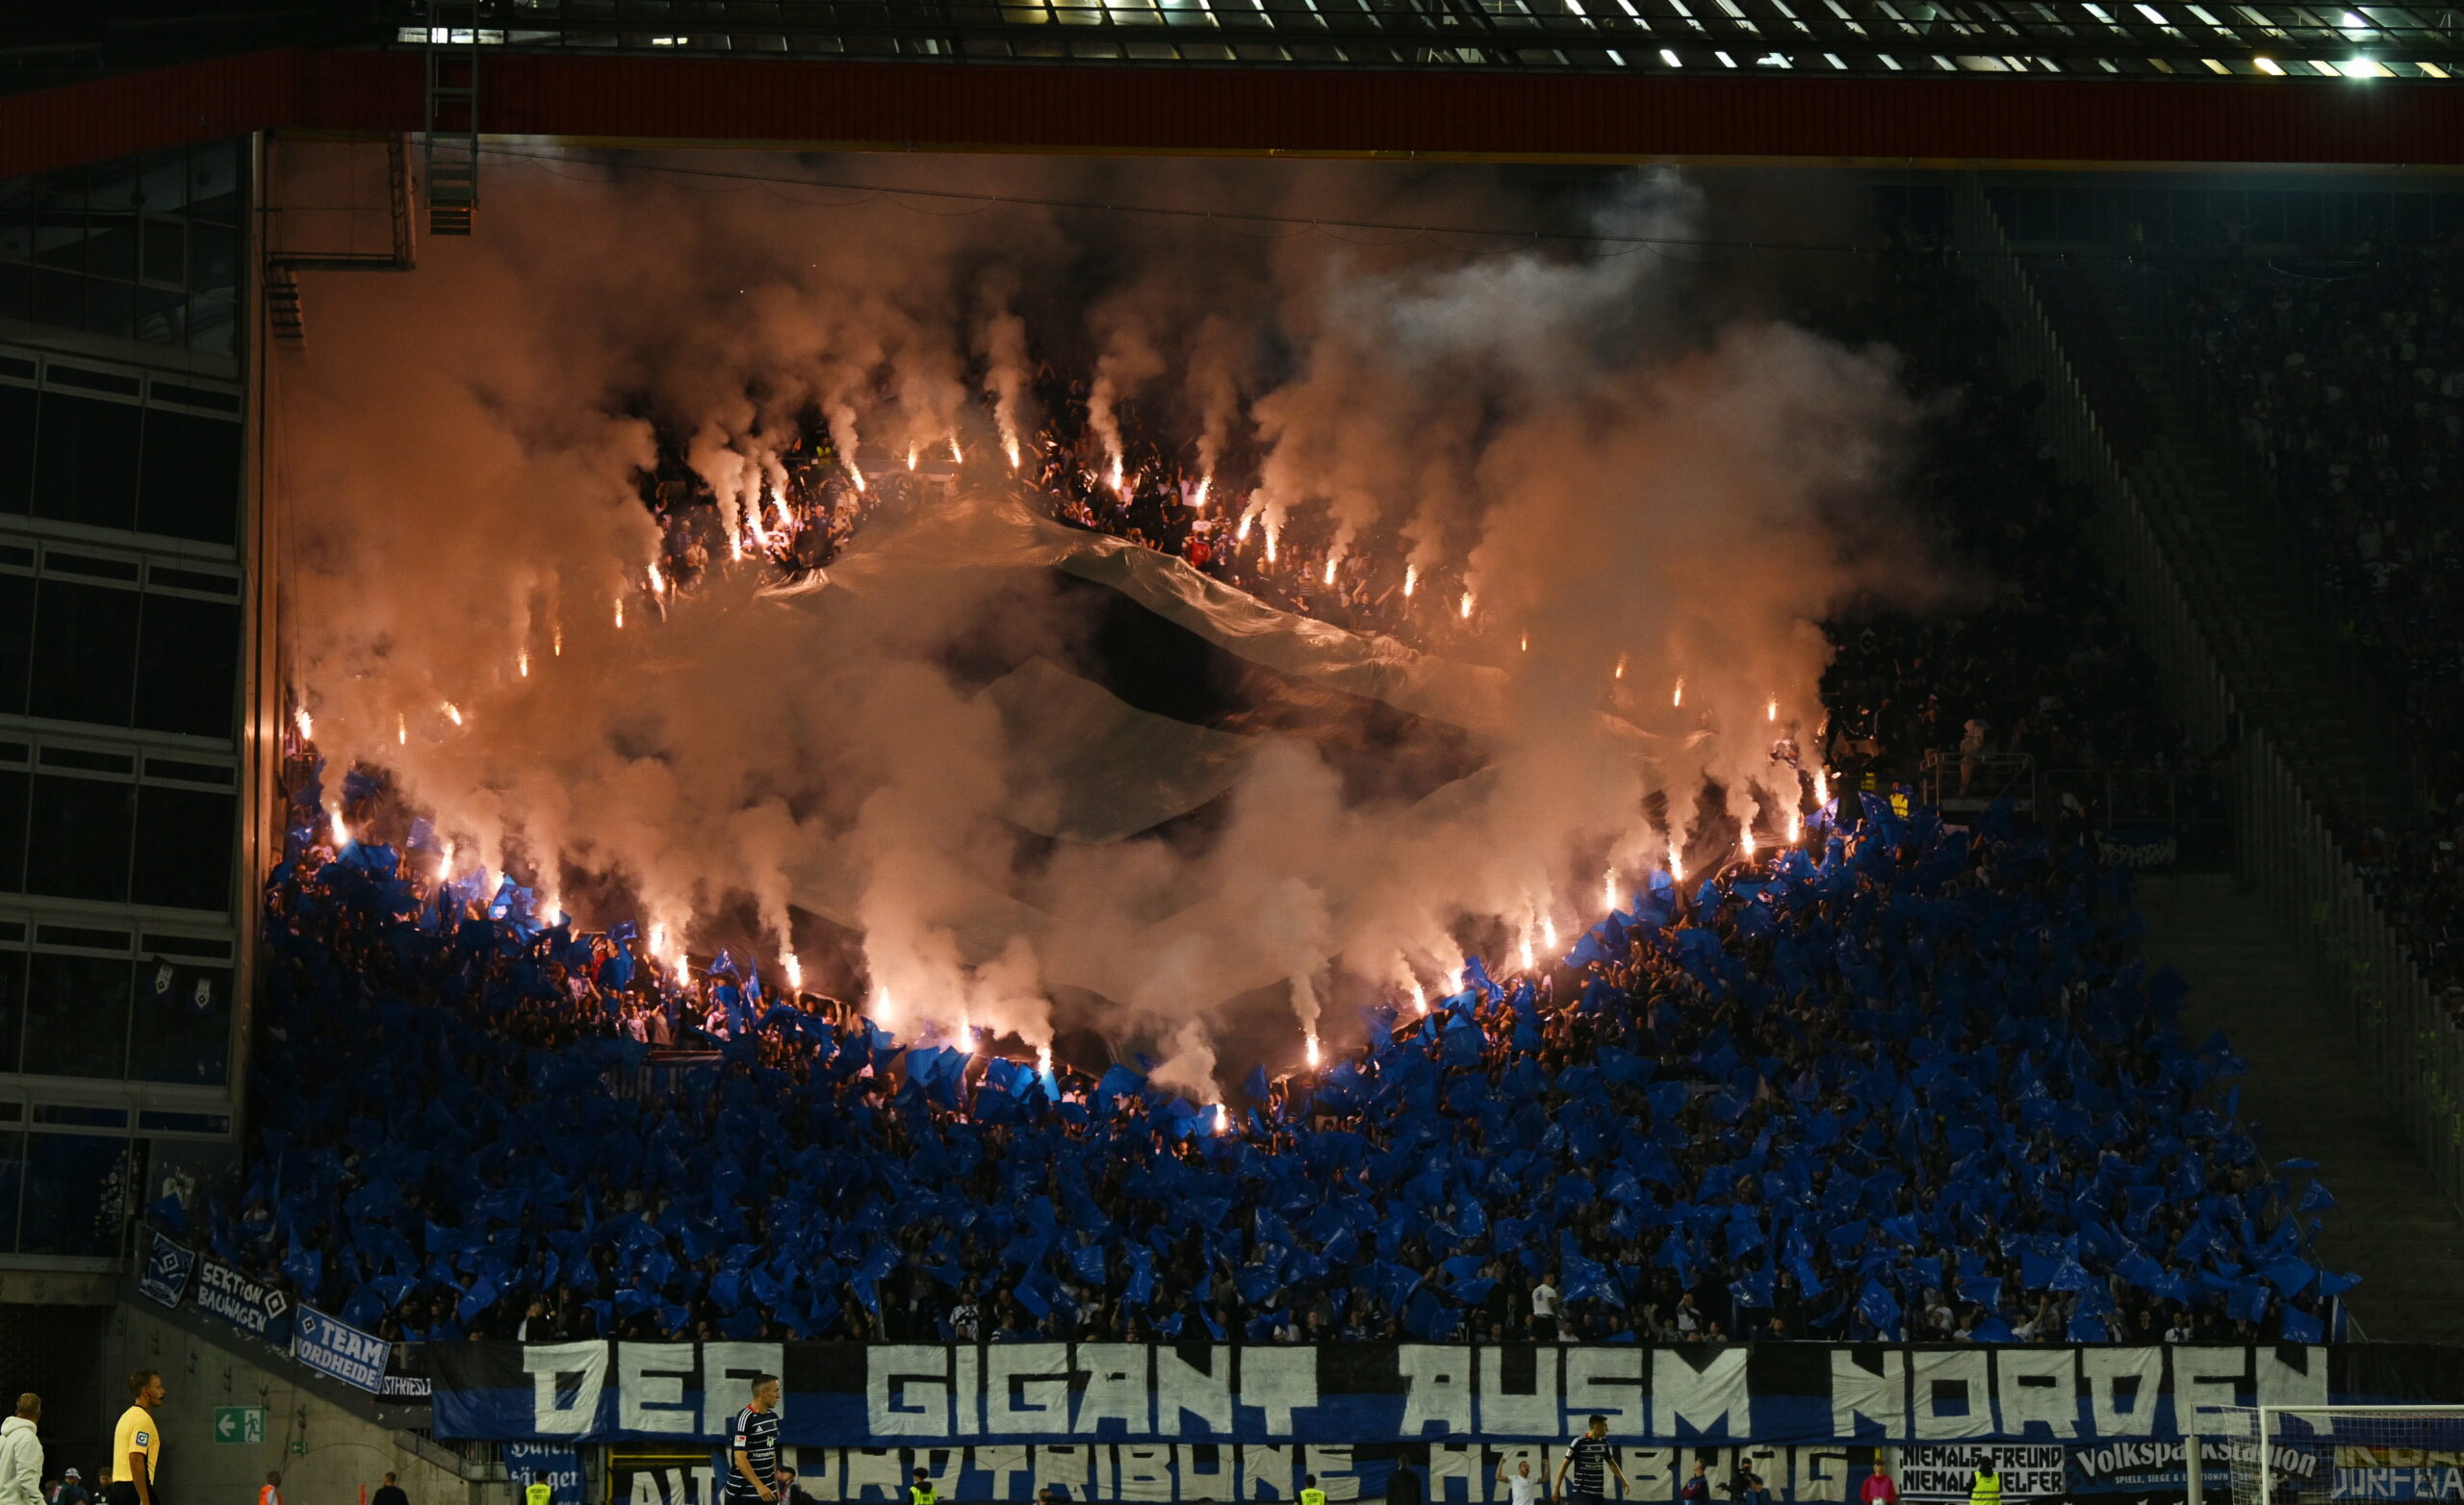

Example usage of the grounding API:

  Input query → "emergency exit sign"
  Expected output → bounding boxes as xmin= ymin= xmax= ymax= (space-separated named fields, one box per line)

xmin=214 ymin=1407 xmax=265 ymax=1444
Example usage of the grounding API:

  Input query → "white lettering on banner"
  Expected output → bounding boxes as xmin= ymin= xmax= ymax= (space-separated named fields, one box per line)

xmin=524 ymin=1341 xmax=610 ymax=1437
xmin=1079 ymin=1346 xmax=1152 ymax=1436
xmin=1476 ymin=1349 xmax=1556 ymax=1437
xmin=703 ymin=1343 xmax=786 ymax=1434
xmin=620 ymin=1344 xmax=699 ymax=1435
xmin=1618 ymin=1446 xmax=1675 ymax=1502
xmin=1991 ymin=1349 xmax=2076 ymax=1438
xmin=2256 ymin=1347 xmax=2331 ymax=1411
xmin=1402 ymin=1348 xmax=1474 ymax=1437
xmin=1426 ymin=1442 xmax=1478 ymax=1501
xmin=1790 ymin=1447 xmax=1852 ymax=1503
xmin=2081 ymin=1348 xmax=2166 ymax=1436
xmin=870 ymin=1345 xmax=952 ymax=1438
xmin=1565 ymin=1348 xmax=1645 ymax=1437
xmin=1117 ymin=1445 xmax=1173 ymax=1503
xmin=1175 ymin=1443 xmax=1232 ymax=1502
xmin=956 ymin=1347 xmax=982 ymax=1438
xmin=1307 ymin=1445 xmax=1359 ymax=1501
xmin=844 ymin=1448 xmax=903 ymax=1500
xmin=1830 ymin=1349 xmax=1906 ymax=1438
xmin=1156 ymin=1347 xmax=1232 ymax=1436
xmin=1244 ymin=1444 xmax=1300 ymax=1501
xmin=1237 ymin=1348 xmax=1317 ymax=1437
xmin=1036 ymin=1445 xmax=1094 ymax=1497
xmin=1897 ymin=1444 xmax=2067 ymax=1502
xmin=1910 ymin=1351 xmax=1995 ymax=1441
xmin=2174 ymin=1346 xmax=2254 ymax=1424
xmin=1654 ymin=1347 xmax=1750 ymax=1436
xmin=974 ymin=1445 xmax=1030 ymax=1499
xmin=988 ymin=1345 xmax=1072 ymax=1434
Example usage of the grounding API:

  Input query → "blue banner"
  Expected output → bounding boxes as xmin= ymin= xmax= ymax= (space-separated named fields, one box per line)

xmin=295 ymin=1305 xmax=392 ymax=1393
xmin=194 ymin=1254 xmax=295 ymax=1353
xmin=138 ymin=1232 xmax=195 ymax=1310
xmin=425 ymin=1341 xmax=2381 ymax=1446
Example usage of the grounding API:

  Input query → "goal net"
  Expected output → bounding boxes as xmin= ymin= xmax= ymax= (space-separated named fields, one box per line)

xmin=2219 ymin=1406 xmax=2464 ymax=1505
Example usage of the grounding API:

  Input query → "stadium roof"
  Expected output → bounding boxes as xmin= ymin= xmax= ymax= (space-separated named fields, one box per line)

xmin=371 ymin=0 xmax=2464 ymax=83
xmin=13 ymin=0 xmax=2464 ymax=84
xmin=6 ymin=1 xmax=2464 ymax=176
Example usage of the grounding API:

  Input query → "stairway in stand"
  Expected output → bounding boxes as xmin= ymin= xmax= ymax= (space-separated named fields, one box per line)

xmin=2137 ymin=871 xmax=2464 ymax=1342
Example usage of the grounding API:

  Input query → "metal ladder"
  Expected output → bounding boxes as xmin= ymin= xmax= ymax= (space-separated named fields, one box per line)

xmin=423 ymin=0 xmax=480 ymax=235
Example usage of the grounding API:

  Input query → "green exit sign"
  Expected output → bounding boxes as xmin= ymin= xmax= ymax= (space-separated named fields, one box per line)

xmin=213 ymin=1407 xmax=265 ymax=1445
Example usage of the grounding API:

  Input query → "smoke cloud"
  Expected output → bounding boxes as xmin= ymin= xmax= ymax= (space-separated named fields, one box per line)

xmin=274 ymin=147 xmax=1932 ymax=1092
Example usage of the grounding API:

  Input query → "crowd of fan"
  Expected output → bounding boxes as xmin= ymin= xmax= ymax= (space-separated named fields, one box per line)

xmin=2173 ymin=244 xmax=2464 ymax=994
xmin=1815 ymin=244 xmax=2199 ymax=813
xmin=169 ymin=772 xmax=2348 ymax=1351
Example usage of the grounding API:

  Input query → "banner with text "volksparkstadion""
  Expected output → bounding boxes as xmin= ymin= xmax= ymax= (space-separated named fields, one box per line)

xmin=424 ymin=1341 xmax=2464 ymax=1446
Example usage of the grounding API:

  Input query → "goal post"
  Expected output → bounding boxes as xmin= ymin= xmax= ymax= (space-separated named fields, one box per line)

xmin=2217 ymin=1404 xmax=2464 ymax=1505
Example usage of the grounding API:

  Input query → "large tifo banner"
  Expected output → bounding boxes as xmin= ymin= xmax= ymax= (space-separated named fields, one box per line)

xmin=425 ymin=1340 xmax=2464 ymax=1447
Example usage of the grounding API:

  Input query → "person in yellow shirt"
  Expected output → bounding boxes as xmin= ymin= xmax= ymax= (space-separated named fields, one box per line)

xmin=524 ymin=1473 xmax=551 ymax=1505
xmin=107 ymin=1371 xmax=164 ymax=1505
xmin=1298 ymin=1475 xmax=1327 ymax=1505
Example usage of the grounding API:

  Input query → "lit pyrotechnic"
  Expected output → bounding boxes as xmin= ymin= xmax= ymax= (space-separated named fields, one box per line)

xmin=1614 ymin=652 xmax=1628 ymax=680
xmin=614 ymin=598 xmax=626 ymax=629
xmin=1193 ymin=475 xmax=1211 ymax=510
xmin=326 ymin=804 xmax=349 ymax=848
xmin=1786 ymin=808 xmax=1802 ymax=842
xmin=948 ymin=436 xmax=963 ymax=465
xmin=1767 ymin=695 xmax=1779 ymax=723
xmin=293 ymin=706 xmax=314 ymax=742
xmin=1673 ymin=677 xmax=1685 ymax=707
xmin=1604 ymin=867 xmax=1619 ymax=913
xmin=437 ymin=841 xmax=454 ymax=881
xmin=783 ymin=952 xmax=803 ymax=992
xmin=443 ymin=701 xmax=464 ymax=727
xmin=396 ymin=713 xmax=406 ymax=746
xmin=647 ymin=561 xmax=667 ymax=596
xmin=1458 ymin=590 xmax=1475 ymax=620
xmin=1108 ymin=454 xmax=1126 ymax=495
xmin=1813 ymin=768 xmax=1830 ymax=805
xmin=1214 ymin=1103 xmax=1229 ymax=1135
xmin=1742 ymin=827 xmax=1758 ymax=857
xmin=518 ymin=650 xmax=530 ymax=678
xmin=1322 ymin=556 xmax=1337 ymax=585
xmin=1303 ymin=1033 xmax=1322 ymax=1068
xmin=1402 ymin=564 xmax=1418 ymax=599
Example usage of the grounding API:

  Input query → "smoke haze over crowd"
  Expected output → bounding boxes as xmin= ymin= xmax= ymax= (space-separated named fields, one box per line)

xmin=274 ymin=147 xmax=1938 ymax=1088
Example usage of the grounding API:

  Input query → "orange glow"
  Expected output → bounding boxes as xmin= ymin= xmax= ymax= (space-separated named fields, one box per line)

xmin=1402 ymin=564 xmax=1418 ymax=599
xmin=443 ymin=701 xmax=464 ymax=727
xmin=1458 ymin=591 xmax=1475 ymax=620
xmin=1303 ymin=1033 xmax=1322 ymax=1068
xmin=1673 ymin=677 xmax=1684 ymax=707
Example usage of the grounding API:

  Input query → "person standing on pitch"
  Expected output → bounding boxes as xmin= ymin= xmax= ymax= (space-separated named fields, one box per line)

xmin=258 ymin=1472 xmax=280 ymax=1505
xmin=371 ymin=1473 xmax=408 ymax=1505
xmin=1 ymin=1394 xmax=41 ymax=1505
xmin=108 ymin=1372 xmax=164 ymax=1505
xmin=1967 ymin=1461 xmax=2001 ymax=1505
xmin=907 ymin=1468 xmax=935 ymax=1505
xmin=1298 ymin=1476 xmax=1326 ymax=1505
xmin=725 ymin=1375 xmax=784 ymax=1505
xmin=1498 ymin=1455 xmax=1549 ymax=1505
xmin=1860 ymin=1461 xmax=1898 ymax=1505
xmin=1556 ymin=1416 xmax=1628 ymax=1505
xmin=526 ymin=1472 xmax=551 ymax=1505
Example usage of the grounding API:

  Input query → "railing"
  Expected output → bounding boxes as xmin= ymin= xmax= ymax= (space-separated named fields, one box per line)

xmin=1952 ymin=176 xmax=2464 ymax=1215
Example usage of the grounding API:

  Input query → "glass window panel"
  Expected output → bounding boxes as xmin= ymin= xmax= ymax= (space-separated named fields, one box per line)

xmin=86 ymin=217 xmax=138 ymax=281
xmin=26 ymin=775 xmax=133 ymax=904
xmin=0 ymin=1132 xmax=22 ymax=1252
xmin=141 ymin=218 xmax=185 ymax=285
xmin=0 ymin=575 xmax=29 ymax=715
xmin=23 ymin=953 xmax=131 ymax=1081
xmin=0 ymin=772 xmax=27 ymax=896
xmin=0 ymin=385 xmax=29 ymax=514
xmin=133 ymin=593 xmax=239 ymax=738
xmin=81 ymin=281 xmax=133 ymax=344
xmin=136 ymin=410 xmax=241 ymax=545
xmin=131 ymin=785 xmax=233 ymax=914
xmin=0 ymin=952 xmax=21 ymax=1074
xmin=31 ymin=578 xmax=138 ymax=726
xmin=31 ymin=392 xmax=140 ymax=530
xmin=129 ymin=958 xmax=230 ymax=1085
xmin=19 ymin=1131 xmax=133 ymax=1255
xmin=187 ymin=222 xmax=238 ymax=297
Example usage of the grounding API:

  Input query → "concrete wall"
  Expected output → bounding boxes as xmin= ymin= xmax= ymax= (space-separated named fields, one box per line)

xmin=100 ymin=1302 xmax=476 ymax=1505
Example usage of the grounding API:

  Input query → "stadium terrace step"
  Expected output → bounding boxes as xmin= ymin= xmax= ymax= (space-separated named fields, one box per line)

xmin=2137 ymin=872 xmax=2464 ymax=1344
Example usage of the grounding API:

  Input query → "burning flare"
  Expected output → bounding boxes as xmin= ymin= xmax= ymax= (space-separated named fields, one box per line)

xmin=613 ymin=598 xmax=626 ymax=630
xmin=783 ymin=952 xmax=803 ymax=992
xmin=437 ymin=841 xmax=454 ymax=881
xmin=326 ymin=804 xmax=349 ymax=848
xmin=1004 ymin=437 xmax=1022 ymax=472
xmin=1813 ymin=768 xmax=1831 ymax=805
xmin=1108 ymin=454 xmax=1126 ymax=495
xmin=1673 ymin=677 xmax=1685 ymax=708
xmin=1458 ymin=590 xmax=1475 ymax=620
xmin=518 ymin=650 xmax=530 ymax=678
xmin=1767 ymin=695 xmax=1779 ymax=723
xmin=1402 ymin=564 xmax=1418 ymax=599
xmin=1614 ymin=652 xmax=1628 ymax=680
xmin=443 ymin=701 xmax=464 ymax=727
xmin=1322 ymin=556 xmax=1338 ymax=586
xmin=1670 ymin=847 xmax=1687 ymax=884
xmin=948 ymin=436 xmax=964 ymax=465
xmin=1303 ymin=1033 xmax=1322 ymax=1068
xmin=1742 ymin=827 xmax=1758 ymax=857
xmin=1214 ymin=1103 xmax=1229 ymax=1135
xmin=1193 ymin=475 xmax=1211 ymax=510
xmin=292 ymin=706 xmax=314 ymax=742
xmin=396 ymin=713 xmax=406 ymax=746
xmin=1786 ymin=808 xmax=1803 ymax=842
xmin=1604 ymin=867 xmax=1619 ymax=914
xmin=647 ymin=561 xmax=667 ymax=596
